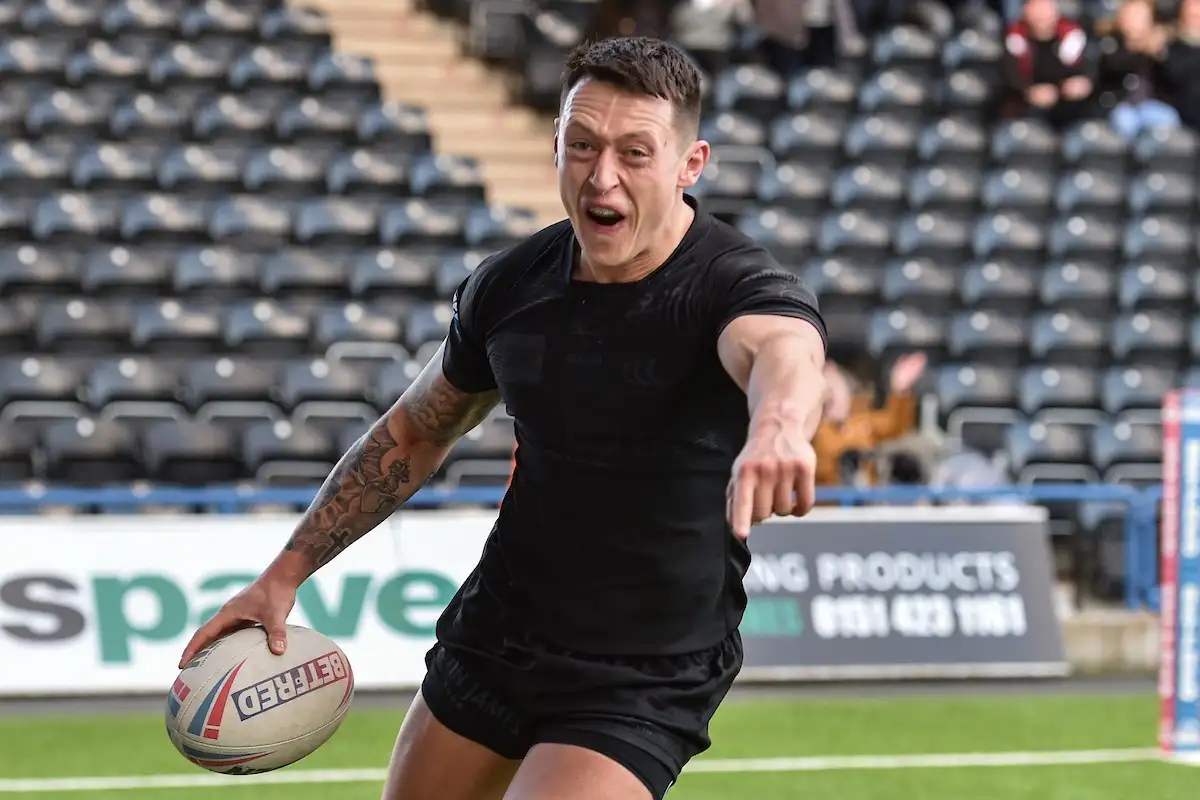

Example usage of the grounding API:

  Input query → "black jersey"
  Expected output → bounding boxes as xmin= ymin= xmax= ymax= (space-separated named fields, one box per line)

xmin=438 ymin=195 xmax=826 ymax=656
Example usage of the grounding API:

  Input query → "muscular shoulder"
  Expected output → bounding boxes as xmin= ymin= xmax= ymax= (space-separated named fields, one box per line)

xmin=454 ymin=219 xmax=572 ymax=328
xmin=695 ymin=216 xmax=828 ymax=347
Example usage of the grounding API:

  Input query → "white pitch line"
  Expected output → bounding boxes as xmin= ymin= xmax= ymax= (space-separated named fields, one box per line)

xmin=0 ymin=748 xmax=1168 ymax=793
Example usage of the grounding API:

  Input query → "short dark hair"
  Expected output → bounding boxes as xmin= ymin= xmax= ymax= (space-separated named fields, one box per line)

xmin=561 ymin=37 xmax=702 ymax=137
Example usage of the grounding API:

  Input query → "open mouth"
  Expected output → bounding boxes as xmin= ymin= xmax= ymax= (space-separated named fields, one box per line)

xmin=585 ymin=206 xmax=626 ymax=228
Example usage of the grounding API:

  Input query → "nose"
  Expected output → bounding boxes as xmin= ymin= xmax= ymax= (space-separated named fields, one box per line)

xmin=588 ymin=148 xmax=619 ymax=194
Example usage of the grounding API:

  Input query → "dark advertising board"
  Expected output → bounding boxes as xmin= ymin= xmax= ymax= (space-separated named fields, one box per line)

xmin=740 ymin=505 xmax=1069 ymax=680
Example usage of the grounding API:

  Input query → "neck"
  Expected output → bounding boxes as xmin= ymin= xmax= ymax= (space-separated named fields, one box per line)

xmin=577 ymin=198 xmax=696 ymax=284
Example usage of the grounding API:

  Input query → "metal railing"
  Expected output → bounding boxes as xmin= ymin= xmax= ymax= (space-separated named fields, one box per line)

xmin=0 ymin=482 xmax=1164 ymax=612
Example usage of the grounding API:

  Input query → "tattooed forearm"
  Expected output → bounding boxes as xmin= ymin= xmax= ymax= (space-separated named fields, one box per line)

xmin=284 ymin=419 xmax=417 ymax=572
xmin=278 ymin=352 xmax=500 ymax=579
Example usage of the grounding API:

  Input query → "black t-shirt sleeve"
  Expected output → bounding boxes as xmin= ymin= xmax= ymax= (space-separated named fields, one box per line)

xmin=710 ymin=248 xmax=828 ymax=353
xmin=441 ymin=257 xmax=499 ymax=394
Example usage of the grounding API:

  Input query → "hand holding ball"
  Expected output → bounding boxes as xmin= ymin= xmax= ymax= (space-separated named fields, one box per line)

xmin=165 ymin=625 xmax=354 ymax=774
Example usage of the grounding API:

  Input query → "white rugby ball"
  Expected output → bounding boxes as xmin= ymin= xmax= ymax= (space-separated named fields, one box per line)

xmin=165 ymin=624 xmax=355 ymax=774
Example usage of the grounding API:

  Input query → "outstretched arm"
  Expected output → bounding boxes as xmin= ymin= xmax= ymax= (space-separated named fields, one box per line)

xmin=267 ymin=341 xmax=499 ymax=587
xmin=718 ymin=315 xmax=827 ymax=537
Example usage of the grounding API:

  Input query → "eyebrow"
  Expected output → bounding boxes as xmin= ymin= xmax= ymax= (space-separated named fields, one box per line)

xmin=563 ymin=121 xmax=659 ymax=145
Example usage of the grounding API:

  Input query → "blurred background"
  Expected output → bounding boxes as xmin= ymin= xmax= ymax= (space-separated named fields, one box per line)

xmin=1 ymin=0 xmax=1198 ymax=795
xmin=0 ymin=0 xmax=1191 ymax=611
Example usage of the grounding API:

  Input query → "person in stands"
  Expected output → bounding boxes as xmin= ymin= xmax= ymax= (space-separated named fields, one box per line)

xmin=812 ymin=352 xmax=926 ymax=488
xmin=1093 ymin=0 xmax=1177 ymax=140
xmin=1002 ymin=0 xmax=1095 ymax=128
xmin=1163 ymin=0 xmax=1200 ymax=131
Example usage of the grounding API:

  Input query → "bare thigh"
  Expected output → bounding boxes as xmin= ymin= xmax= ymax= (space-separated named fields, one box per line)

xmin=503 ymin=743 xmax=652 ymax=800
xmin=381 ymin=690 xmax=522 ymax=800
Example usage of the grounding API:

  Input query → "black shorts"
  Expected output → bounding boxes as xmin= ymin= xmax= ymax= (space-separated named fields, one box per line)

xmin=420 ymin=626 xmax=743 ymax=799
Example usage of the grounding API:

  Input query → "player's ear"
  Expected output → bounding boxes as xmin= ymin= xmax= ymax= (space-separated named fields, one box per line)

xmin=676 ymin=139 xmax=710 ymax=190
xmin=553 ymin=117 xmax=561 ymax=166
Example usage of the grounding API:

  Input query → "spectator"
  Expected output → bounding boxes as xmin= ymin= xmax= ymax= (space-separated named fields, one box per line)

xmin=1163 ymin=0 xmax=1200 ymax=131
xmin=754 ymin=0 xmax=864 ymax=75
xmin=1093 ymin=0 xmax=1177 ymax=140
xmin=813 ymin=352 xmax=926 ymax=487
xmin=1002 ymin=0 xmax=1095 ymax=128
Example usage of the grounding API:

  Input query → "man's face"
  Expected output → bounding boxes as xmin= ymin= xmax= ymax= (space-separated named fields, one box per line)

xmin=554 ymin=78 xmax=708 ymax=272
xmin=1024 ymin=0 xmax=1059 ymax=36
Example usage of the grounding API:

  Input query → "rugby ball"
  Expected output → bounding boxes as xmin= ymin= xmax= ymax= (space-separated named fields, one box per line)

xmin=165 ymin=624 xmax=355 ymax=774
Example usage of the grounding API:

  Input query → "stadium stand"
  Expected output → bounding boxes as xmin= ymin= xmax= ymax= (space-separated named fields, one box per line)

xmin=0 ymin=0 xmax=530 ymax=489
xmin=430 ymin=0 xmax=1178 ymax=495
xmin=0 ymin=0 xmax=1176 ymax=596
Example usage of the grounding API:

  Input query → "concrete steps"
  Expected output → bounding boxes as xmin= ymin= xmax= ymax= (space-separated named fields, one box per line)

xmin=303 ymin=0 xmax=564 ymax=227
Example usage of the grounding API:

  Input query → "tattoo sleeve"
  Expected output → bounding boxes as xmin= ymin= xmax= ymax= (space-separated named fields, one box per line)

xmin=281 ymin=351 xmax=499 ymax=578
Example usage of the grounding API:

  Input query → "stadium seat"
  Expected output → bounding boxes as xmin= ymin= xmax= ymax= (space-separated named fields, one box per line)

xmin=327 ymin=148 xmax=410 ymax=196
xmin=121 ymin=194 xmax=210 ymax=243
xmin=755 ymin=162 xmax=831 ymax=216
xmin=915 ymin=116 xmax=987 ymax=168
xmin=1054 ymin=168 xmax=1127 ymax=218
xmin=158 ymin=144 xmax=246 ymax=194
xmin=240 ymin=418 xmax=335 ymax=482
xmin=700 ymin=111 xmax=768 ymax=149
xmin=276 ymin=95 xmax=361 ymax=143
xmin=960 ymin=259 xmax=1037 ymax=313
xmin=1006 ymin=417 xmax=1091 ymax=475
xmin=880 ymin=257 xmax=956 ymax=307
xmin=785 ymin=68 xmax=859 ymax=116
xmin=948 ymin=309 xmax=1027 ymax=362
xmin=1131 ymin=124 xmax=1197 ymax=172
xmin=867 ymin=306 xmax=944 ymax=359
xmin=906 ymin=164 xmax=982 ymax=212
xmin=769 ymin=111 xmax=845 ymax=162
xmin=308 ymin=52 xmax=377 ymax=100
xmin=36 ymin=298 xmax=130 ymax=353
xmin=129 ymin=299 xmax=221 ymax=353
xmin=349 ymin=248 xmax=437 ymax=297
xmin=0 ymin=140 xmax=72 ymax=190
xmin=1117 ymin=261 xmax=1190 ymax=311
xmin=379 ymin=200 xmax=467 ymax=248
xmin=1111 ymin=312 xmax=1186 ymax=366
xmin=293 ymin=197 xmax=378 ymax=245
xmin=857 ymin=68 xmax=930 ymax=120
xmin=1127 ymin=170 xmax=1194 ymax=217
xmin=275 ymin=358 xmax=369 ymax=409
xmin=84 ymin=356 xmax=177 ymax=410
xmin=0 ymin=244 xmax=80 ymax=295
xmin=1030 ymin=310 xmax=1108 ymax=366
xmin=1091 ymin=416 xmax=1162 ymax=475
xmin=1101 ymin=364 xmax=1175 ymax=415
xmin=142 ymin=418 xmax=244 ymax=485
xmin=1017 ymin=364 xmax=1099 ymax=415
xmin=1040 ymin=260 xmax=1114 ymax=316
xmin=224 ymin=299 xmax=312 ymax=356
xmin=816 ymin=208 xmax=892 ymax=260
xmin=81 ymin=246 xmax=171 ymax=296
xmin=313 ymin=302 xmax=402 ymax=352
xmin=936 ymin=363 xmax=1019 ymax=417
xmin=209 ymin=195 xmax=293 ymax=244
xmin=829 ymin=163 xmax=905 ymax=214
xmin=41 ymin=417 xmax=142 ymax=485
xmin=1124 ymin=215 xmax=1192 ymax=261
xmin=712 ymin=64 xmax=785 ymax=119
xmin=243 ymin=145 xmax=329 ymax=194
xmin=843 ymin=113 xmax=917 ymax=168
xmin=980 ymin=166 xmax=1052 ymax=214
xmin=173 ymin=246 xmax=260 ymax=298
xmin=736 ymin=206 xmax=814 ymax=264
xmin=1060 ymin=120 xmax=1128 ymax=171
xmin=990 ymin=118 xmax=1059 ymax=170
xmin=181 ymin=357 xmax=275 ymax=409
xmin=892 ymin=211 xmax=971 ymax=259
